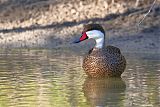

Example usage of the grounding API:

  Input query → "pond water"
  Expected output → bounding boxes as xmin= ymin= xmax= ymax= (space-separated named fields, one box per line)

xmin=0 ymin=49 xmax=159 ymax=107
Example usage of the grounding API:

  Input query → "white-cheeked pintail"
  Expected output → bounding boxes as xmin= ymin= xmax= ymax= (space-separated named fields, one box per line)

xmin=74 ymin=24 xmax=126 ymax=78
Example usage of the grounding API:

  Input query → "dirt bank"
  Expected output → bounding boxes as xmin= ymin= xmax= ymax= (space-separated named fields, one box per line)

xmin=0 ymin=0 xmax=159 ymax=53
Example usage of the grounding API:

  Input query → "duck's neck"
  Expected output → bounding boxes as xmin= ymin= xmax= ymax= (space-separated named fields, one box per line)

xmin=95 ymin=37 xmax=105 ymax=49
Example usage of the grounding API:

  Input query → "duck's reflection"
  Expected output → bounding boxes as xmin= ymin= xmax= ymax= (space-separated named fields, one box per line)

xmin=83 ymin=77 xmax=126 ymax=107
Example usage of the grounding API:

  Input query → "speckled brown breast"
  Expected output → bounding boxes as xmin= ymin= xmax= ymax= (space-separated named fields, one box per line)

xmin=83 ymin=45 xmax=126 ymax=78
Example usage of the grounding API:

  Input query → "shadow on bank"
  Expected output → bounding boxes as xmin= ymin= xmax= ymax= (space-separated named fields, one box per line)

xmin=1 ymin=6 xmax=158 ymax=33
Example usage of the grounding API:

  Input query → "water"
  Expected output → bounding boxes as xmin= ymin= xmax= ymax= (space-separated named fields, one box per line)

xmin=0 ymin=49 xmax=159 ymax=107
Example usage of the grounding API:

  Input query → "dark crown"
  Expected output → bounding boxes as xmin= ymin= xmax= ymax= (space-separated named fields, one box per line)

xmin=82 ymin=24 xmax=105 ymax=35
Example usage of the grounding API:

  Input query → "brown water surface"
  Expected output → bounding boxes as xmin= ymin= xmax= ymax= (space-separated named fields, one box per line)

xmin=0 ymin=49 xmax=159 ymax=107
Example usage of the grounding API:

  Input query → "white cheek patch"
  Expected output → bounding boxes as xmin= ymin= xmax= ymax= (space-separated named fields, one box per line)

xmin=86 ymin=30 xmax=104 ymax=39
xmin=86 ymin=30 xmax=105 ymax=48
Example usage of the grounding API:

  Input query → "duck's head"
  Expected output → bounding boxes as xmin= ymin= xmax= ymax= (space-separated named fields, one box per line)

xmin=74 ymin=24 xmax=105 ymax=48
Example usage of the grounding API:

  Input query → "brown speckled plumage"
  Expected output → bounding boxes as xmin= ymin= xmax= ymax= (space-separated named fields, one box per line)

xmin=78 ymin=24 xmax=126 ymax=78
xmin=83 ymin=46 xmax=126 ymax=78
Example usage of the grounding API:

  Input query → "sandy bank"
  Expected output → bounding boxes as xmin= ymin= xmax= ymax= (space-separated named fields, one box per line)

xmin=0 ymin=0 xmax=159 ymax=53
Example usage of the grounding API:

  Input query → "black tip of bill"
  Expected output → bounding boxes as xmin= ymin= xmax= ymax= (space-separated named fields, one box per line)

xmin=73 ymin=39 xmax=80 ymax=43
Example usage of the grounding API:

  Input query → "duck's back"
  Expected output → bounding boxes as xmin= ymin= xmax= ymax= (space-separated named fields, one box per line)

xmin=83 ymin=45 xmax=126 ymax=78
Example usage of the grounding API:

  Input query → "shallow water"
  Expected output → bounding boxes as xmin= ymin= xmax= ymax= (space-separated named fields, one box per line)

xmin=0 ymin=49 xmax=159 ymax=107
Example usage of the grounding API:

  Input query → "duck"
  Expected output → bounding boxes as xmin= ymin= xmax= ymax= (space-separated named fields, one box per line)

xmin=74 ymin=24 xmax=126 ymax=78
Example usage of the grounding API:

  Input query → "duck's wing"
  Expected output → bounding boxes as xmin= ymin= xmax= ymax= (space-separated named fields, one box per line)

xmin=106 ymin=45 xmax=126 ymax=72
xmin=106 ymin=45 xmax=121 ymax=54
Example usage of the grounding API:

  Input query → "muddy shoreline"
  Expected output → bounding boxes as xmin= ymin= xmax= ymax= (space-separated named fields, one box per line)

xmin=0 ymin=0 xmax=159 ymax=53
